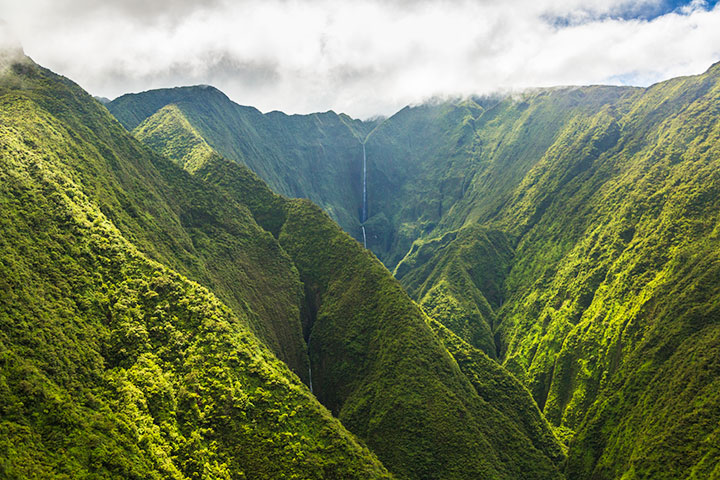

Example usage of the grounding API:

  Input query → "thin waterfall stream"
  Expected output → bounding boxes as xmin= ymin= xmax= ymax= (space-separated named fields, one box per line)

xmin=307 ymin=142 xmax=367 ymax=394
xmin=307 ymin=337 xmax=313 ymax=394
xmin=361 ymin=143 xmax=367 ymax=248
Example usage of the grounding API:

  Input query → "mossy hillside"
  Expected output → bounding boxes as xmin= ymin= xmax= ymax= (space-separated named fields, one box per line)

xmin=0 ymin=93 xmax=391 ymax=478
xmin=108 ymin=82 xmax=633 ymax=272
xmin=118 ymin=73 xmax=680 ymax=478
xmin=2 ymin=56 xmax=309 ymax=377
xmin=394 ymin=225 xmax=514 ymax=357
xmin=493 ymin=106 xmax=638 ymax=401
xmin=111 ymin=89 xmax=496 ymax=267
xmin=362 ymin=87 xmax=635 ymax=267
xmin=384 ymin=65 xmax=720 ymax=479
xmin=109 ymin=87 xmax=371 ymax=238
xmin=132 ymin=103 xmax=218 ymax=174
xmin=444 ymin=86 xmax=638 ymax=230
xmin=337 ymin=64 xmax=720 ymax=480
xmin=494 ymin=65 xmax=719 ymax=389
xmin=347 ymin=64 xmax=720 ymax=479
xmin=127 ymin=101 xmax=288 ymax=241
xmin=133 ymin=106 xmax=567 ymax=478
xmin=429 ymin=319 xmax=566 ymax=467
xmin=90 ymin=62 xmax=569 ymax=478
xmin=503 ymin=67 xmax=720 ymax=479
xmin=109 ymin=53 xmax=720 ymax=479
xmin=361 ymin=100 xmax=488 ymax=266
xmin=275 ymin=199 xmax=566 ymax=480
xmin=565 ymin=241 xmax=720 ymax=480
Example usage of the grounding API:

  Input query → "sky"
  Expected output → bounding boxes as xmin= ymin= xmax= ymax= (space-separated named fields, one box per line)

xmin=1 ymin=0 xmax=720 ymax=118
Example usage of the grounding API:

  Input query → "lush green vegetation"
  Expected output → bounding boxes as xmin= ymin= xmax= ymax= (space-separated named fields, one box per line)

xmin=496 ymin=65 xmax=720 ymax=480
xmin=276 ymin=199 xmax=565 ymax=479
xmin=0 ymin=57 xmax=311 ymax=378
xmin=8 ymin=41 xmax=720 ymax=479
xmin=133 ymin=102 xmax=567 ymax=479
xmin=1 ymin=50 xmax=570 ymax=480
xmin=429 ymin=318 xmax=566 ymax=467
xmin=395 ymin=225 xmax=513 ymax=357
xmin=0 ymin=53 xmax=391 ymax=478
xmin=372 ymin=66 xmax=720 ymax=479
xmin=114 ymin=60 xmax=720 ymax=480
xmin=109 ymin=86 xmax=377 ymax=239
xmin=375 ymin=69 xmax=720 ymax=479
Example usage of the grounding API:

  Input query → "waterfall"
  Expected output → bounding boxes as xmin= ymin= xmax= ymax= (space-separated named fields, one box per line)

xmin=361 ymin=143 xmax=368 ymax=248
xmin=362 ymin=143 xmax=367 ymax=223
xmin=308 ymin=362 xmax=314 ymax=394
xmin=307 ymin=338 xmax=314 ymax=394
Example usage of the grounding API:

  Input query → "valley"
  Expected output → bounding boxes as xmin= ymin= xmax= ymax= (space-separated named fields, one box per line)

xmin=2 ymin=44 xmax=720 ymax=479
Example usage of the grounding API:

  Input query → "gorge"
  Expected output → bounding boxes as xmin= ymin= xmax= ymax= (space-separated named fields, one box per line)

xmin=2 ymin=45 xmax=720 ymax=480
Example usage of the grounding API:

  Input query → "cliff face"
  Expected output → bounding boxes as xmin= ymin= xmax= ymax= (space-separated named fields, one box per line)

xmin=6 ymin=45 xmax=720 ymax=479
xmin=117 ymin=61 xmax=720 ymax=479
xmin=0 ymin=53 xmax=391 ymax=479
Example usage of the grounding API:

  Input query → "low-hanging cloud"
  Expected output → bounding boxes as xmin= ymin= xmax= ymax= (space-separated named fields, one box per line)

xmin=1 ymin=0 xmax=719 ymax=118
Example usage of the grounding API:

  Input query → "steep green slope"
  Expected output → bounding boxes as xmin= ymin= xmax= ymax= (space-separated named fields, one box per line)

xmin=277 ymin=200 xmax=564 ymax=480
xmin=492 ymin=65 xmax=720 ymax=479
xmin=205 ymin=170 xmax=567 ymax=480
xmin=389 ymin=66 xmax=720 ymax=479
xmin=133 ymin=109 xmax=567 ymax=479
xmin=108 ymin=50 xmax=720 ymax=479
xmin=108 ymin=83 xmax=636 ymax=274
xmin=132 ymin=103 xmax=218 ymax=174
xmin=361 ymin=99 xmax=490 ymax=265
xmin=0 ymin=51 xmax=391 ymax=478
xmin=429 ymin=319 xmax=566 ymax=467
xmin=363 ymin=88 xmax=636 ymax=267
xmin=108 ymin=87 xmax=376 ymax=238
xmin=1 ymin=53 xmax=310 ymax=378
xmin=394 ymin=225 xmax=513 ymax=357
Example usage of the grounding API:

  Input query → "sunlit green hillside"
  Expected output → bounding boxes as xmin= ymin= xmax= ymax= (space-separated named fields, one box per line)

xmin=114 ymin=61 xmax=720 ymax=479
xmin=1 ymin=51 xmax=567 ymax=479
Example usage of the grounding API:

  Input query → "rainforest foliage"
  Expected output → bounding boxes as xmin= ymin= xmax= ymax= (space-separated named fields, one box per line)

xmin=112 ymin=60 xmax=720 ymax=480
xmin=109 ymin=86 xmax=376 ymax=237
xmin=1 ymin=51 xmax=571 ymax=479
xmin=131 ymin=95 xmax=566 ymax=479
xmin=5 ymin=40 xmax=720 ymax=479
xmin=0 ymin=52 xmax=391 ymax=479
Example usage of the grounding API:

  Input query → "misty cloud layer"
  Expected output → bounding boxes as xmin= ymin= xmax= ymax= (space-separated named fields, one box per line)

xmin=2 ymin=0 xmax=719 ymax=117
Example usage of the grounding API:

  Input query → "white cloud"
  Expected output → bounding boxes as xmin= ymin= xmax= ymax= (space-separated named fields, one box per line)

xmin=1 ymin=0 xmax=719 ymax=117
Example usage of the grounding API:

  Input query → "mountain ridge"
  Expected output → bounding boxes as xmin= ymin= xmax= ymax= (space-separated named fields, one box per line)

xmin=1 ymin=51 xmax=567 ymax=479
xmin=4 ymin=44 xmax=720 ymax=479
xmin=0 ymin=53 xmax=392 ymax=479
xmin=134 ymin=97 xmax=568 ymax=479
xmin=109 ymin=59 xmax=720 ymax=479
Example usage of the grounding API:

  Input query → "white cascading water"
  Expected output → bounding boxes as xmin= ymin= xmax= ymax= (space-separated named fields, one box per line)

xmin=307 ymin=338 xmax=313 ymax=394
xmin=308 ymin=143 xmax=367 ymax=395
xmin=361 ymin=143 xmax=368 ymax=248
